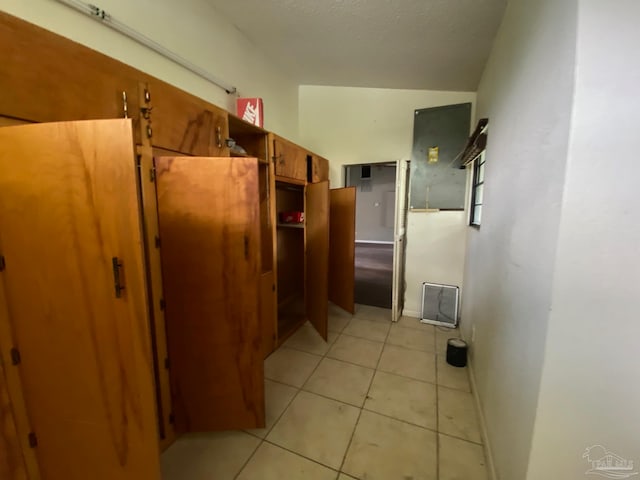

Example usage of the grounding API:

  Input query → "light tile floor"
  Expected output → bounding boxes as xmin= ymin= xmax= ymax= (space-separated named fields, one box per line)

xmin=162 ymin=304 xmax=489 ymax=480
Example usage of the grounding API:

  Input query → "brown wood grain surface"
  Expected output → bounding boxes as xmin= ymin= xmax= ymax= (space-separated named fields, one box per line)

xmin=0 ymin=271 xmax=39 ymax=480
xmin=311 ymin=156 xmax=330 ymax=183
xmin=259 ymin=164 xmax=274 ymax=273
xmin=0 ymin=13 xmax=140 ymax=125
xmin=272 ymin=135 xmax=308 ymax=182
xmin=305 ymin=182 xmax=330 ymax=340
xmin=0 ymin=120 xmax=161 ymax=480
xmin=155 ymin=156 xmax=265 ymax=432
xmin=260 ymin=272 xmax=277 ymax=358
xmin=329 ymin=188 xmax=357 ymax=314
xmin=275 ymin=185 xmax=305 ymax=307
xmin=137 ymin=83 xmax=177 ymax=451
xmin=146 ymin=81 xmax=229 ymax=157
xmin=137 ymin=144 xmax=176 ymax=453
xmin=0 ymin=361 xmax=28 ymax=480
xmin=0 ymin=116 xmax=31 ymax=127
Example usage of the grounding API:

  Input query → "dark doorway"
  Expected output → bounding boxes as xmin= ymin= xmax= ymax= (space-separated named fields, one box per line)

xmin=346 ymin=163 xmax=396 ymax=309
xmin=354 ymin=243 xmax=394 ymax=308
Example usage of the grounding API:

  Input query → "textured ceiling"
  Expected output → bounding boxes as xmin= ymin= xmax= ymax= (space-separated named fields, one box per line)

xmin=206 ymin=0 xmax=507 ymax=91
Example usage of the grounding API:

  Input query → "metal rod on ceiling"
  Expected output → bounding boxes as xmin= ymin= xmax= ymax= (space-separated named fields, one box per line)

xmin=54 ymin=0 xmax=238 ymax=95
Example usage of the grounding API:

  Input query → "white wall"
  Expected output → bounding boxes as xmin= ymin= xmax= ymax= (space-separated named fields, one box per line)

xmin=526 ymin=1 xmax=640 ymax=478
xmin=0 ymin=0 xmax=299 ymax=139
xmin=460 ymin=0 xmax=578 ymax=478
xmin=299 ymin=86 xmax=475 ymax=315
xmin=403 ymin=211 xmax=468 ymax=317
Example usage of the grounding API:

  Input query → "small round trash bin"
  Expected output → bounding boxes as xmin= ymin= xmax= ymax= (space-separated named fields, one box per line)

xmin=446 ymin=338 xmax=468 ymax=367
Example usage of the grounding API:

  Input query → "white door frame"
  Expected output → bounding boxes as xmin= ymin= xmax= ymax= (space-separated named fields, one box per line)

xmin=392 ymin=159 xmax=410 ymax=322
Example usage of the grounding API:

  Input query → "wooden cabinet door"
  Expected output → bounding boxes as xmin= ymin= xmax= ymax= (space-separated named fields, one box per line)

xmin=305 ymin=182 xmax=330 ymax=340
xmin=0 ymin=12 xmax=140 ymax=124
xmin=311 ymin=156 xmax=330 ymax=183
xmin=0 ymin=120 xmax=161 ymax=480
xmin=146 ymin=81 xmax=229 ymax=156
xmin=0 ymin=360 xmax=28 ymax=480
xmin=272 ymin=135 xmax=307 ymax=181
xmin=329 ymin=187 xmax=356 ymax=314
xmin=155 ymin=156 xmax=265 ymax=432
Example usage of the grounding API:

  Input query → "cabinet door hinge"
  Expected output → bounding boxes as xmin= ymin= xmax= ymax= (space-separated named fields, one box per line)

xmin=0 ymin=255 xmax=5 ymax=272
xmin=154 ymin=235 xmax=161 ymax=248
xmin=10 ymin=348 xmax=21 ymax=366
xmin=164 ymin=357 xmax=170 ymax=369
xmin=150 ymin=167 xmax=156 ymax=183
xmin=159 ymin=298 xmax=166 ymax=311
xmin=28 ymin=432 xmax=38 ymax=448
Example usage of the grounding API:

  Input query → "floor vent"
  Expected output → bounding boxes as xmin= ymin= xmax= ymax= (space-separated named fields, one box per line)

xmin=420 ymin=282 xmax=459 ymax=328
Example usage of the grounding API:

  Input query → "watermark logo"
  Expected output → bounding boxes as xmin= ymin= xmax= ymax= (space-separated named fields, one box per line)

xmin=583 ymin=445 xmax=638 ymax=478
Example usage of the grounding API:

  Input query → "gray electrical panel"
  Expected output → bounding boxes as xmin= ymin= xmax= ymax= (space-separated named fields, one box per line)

xmin=409 ymin=103 xmax=471 ymax=210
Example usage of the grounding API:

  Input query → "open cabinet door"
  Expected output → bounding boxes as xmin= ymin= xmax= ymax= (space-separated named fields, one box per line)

xmin=305 ymin=181 xmax=329 ymax=340
xmin=328 ymin=187 xmax=356 ymax=314
xmin=392 ymin=159 xmax=410 ymax=322
xmin=155 ymin=156 xmax=265 ymax=432
xmin=0 ymin=120 xmax=161 ymax=480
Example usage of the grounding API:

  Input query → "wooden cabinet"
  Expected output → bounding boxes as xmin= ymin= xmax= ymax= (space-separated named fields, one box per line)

xmin=311 ymin=155 xmax=330 ymax=183
xmin=272 ymin=179 xmax=330 ymax=345
xmin=0 ymin=14 xmax=356 ymax=476
xmin=329 ymin=188 xmax=357 ymax=314
xmin=227 ymin=116 xmax=278 ymax=358
xmin=0 ymin=120 xmax=161 ymax=480
xmin=271 ymin=134 xmax=308 ymax=182
xmin=275 ymin=181 xmax=307 ymax=340
xmin=146 ymin=81 xmax=229 ymax=157
xmin=0 ymin=120 xmax=266 ymax=479
xmin=155 ymin=156 xmax=264 ymax=431
xmin=0 ymin=12 xmax=140 ymax=127
xmin=305 ymin=182 xmax=330 ymax=339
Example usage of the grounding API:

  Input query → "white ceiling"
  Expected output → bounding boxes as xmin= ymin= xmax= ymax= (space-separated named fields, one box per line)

xmin=207 ymin=0 xmax=507 ymax=91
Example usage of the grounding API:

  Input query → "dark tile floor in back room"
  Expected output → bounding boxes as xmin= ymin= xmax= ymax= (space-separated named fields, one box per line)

xmin=161 ymin=304 xmax=489 ymax=480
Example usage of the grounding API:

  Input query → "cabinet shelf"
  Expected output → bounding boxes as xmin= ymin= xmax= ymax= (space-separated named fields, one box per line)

xmin=275 ymin=175 xmax=306 ymax=186
xmin=277 ymin=222 xmax=304 ymax=229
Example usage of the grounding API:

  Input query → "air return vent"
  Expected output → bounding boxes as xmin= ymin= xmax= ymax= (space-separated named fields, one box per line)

xmin=420 ymin=282 xmax=459 ymax=328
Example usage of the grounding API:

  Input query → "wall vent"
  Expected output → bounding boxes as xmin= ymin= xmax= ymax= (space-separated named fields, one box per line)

xmin=420 ymin=282 xmax=459 ymax=328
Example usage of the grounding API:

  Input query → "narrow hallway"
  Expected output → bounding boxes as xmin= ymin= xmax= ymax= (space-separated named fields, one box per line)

xmin=354 ymin=243 xmax=393 ymax=309
xmin=162 ymin=305 xmax=487 ymax=479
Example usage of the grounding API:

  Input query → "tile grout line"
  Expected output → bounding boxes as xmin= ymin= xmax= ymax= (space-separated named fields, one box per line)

xmin=232 ymin=433 xmax=263 ymax=480
xmin=261 ymin=311 xmax=476 ymax=478
xmin=337 ymin=313 xmax=393 ymax=477
xmin=236 ymin=321 xmax=340 ymax=479
xmin=239 ymin=317 xmax=472 ymax=478
xmin=260 ymin=437 xmax=342 ymax=474
xmin=273 ymin=343 xmax=472 ymax=394
xmin=354 ymin=405 xmax=485 ymax=447
xmin=257 ymin=314 xmax=359 ymax=477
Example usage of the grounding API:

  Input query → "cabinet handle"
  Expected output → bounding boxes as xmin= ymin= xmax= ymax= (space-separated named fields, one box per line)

xmin=216 ymin=126 xmax=222 ymax=149
xmin=122 ymin=91 xmax=128 ymax=119
xmin=112 ymin=257 xmax=126 ymax=298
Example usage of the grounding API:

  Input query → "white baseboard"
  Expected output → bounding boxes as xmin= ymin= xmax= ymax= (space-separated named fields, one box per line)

xmin=467 ymin=354 xmax=498 ymax=480
xmin=401 ymin=309 xmax=420 ymax=319
xmin=355 ymin=240 xmax=394 ymax=245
